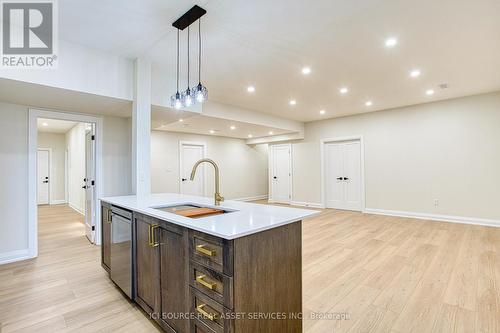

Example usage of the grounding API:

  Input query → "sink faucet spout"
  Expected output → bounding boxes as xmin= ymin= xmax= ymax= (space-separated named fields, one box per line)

xmin=190 ymin=158 xmax=224 ymax=205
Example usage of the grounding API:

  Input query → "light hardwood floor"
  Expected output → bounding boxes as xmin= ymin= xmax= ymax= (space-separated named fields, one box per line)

xmin=1 ymin=204 xmax=499 ymax=332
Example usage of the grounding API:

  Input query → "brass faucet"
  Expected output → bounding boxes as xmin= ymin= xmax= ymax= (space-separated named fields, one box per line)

xmin=190 ymin=158 xmax=224 ymax=206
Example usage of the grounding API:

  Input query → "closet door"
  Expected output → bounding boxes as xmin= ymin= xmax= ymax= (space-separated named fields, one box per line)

xmin=324 ymin=141 xmax=362 ymax=211
xmin=343 ymin=141 xmax=362 ymax=211
xmin=325 ymin=143 xmax=345 ymax=209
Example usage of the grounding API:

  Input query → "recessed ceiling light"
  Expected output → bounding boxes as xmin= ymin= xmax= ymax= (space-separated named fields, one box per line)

xmin=340 ymin=87 xmax=349 ymax=94
xmin=301 ymin=67 xmax=311 ymax=75
xmin=230 ymin=125 xmax=236 ymax=130
xmin=365 ymin=101 xmax=373 ymax=106
xmin=426 ymin=89 xmax=435 ymax=96
xmin=179 ymin=118 xmax=183 ymax=122
xmin=247 ymin=86 xmax=255 ymax=93
xmin=209 ymin=129 xmax=215 ymax=134
xmin=385 ymin=37 xmax=398 ymax=48
xmin=319 ymin=110 xmax=326 ymax=115
xmin=248 ymin=134 xmax=253 ymax=138
xmin=268 ymin=131 xmax=274 ymax=135
xmin=42 ymin=122 xmax=48 ymax=126
xmin=289 ymin=99 xmax=296 ymax=106
xmin=410 ymin=69 xmax=421 ymax=78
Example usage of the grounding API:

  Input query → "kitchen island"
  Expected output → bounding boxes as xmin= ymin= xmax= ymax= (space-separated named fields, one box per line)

xmin=100 ymin=193 xmax=318 ymax=333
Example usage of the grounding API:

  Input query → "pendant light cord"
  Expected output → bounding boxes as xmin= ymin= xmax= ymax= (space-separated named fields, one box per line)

xmin=187 ymin=26 xmax=190 ymax=88
xmin=176 ymin=29 xmax=180 ymax=92
xmin=198 ymin=18 xmax=202 ymax=83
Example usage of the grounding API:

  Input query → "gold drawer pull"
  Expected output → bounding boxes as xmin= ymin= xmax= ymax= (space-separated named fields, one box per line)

xmin=196 ymin=244 xmax=216 ymax=257
xmin=196 ymin=304 xmax=216 ymax=321
xmin=196 ymin=275 xmax=217 ymax=290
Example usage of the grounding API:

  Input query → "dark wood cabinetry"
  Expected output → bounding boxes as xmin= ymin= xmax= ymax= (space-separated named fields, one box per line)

xmin=135 ymin=215 xmax=160 ymax=314
xmin=101 ymin=202 xmax=112 ymax=272
xmin=102 ymin=203 xmax=302 ymax=333
xmin=158 ymin=224 xmax=189 ymax=333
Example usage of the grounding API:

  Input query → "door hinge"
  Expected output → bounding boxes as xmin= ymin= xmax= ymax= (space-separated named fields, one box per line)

xmin=91 ymin=226 xmax=95 ymax=231
xmin=91 ymin=135 xmax=95 ymax=141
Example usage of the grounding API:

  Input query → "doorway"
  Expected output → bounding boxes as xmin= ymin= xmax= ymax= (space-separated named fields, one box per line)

xmin=29 ymin=109 xmax=103 ymax=258
xmin=321 ymin=136 xmax=365 ymax=211
xmin=179 ymin=141 xmax=206 ymax=196
xmin=37 ymin=118 xmax=97 ymax=243
xmin=269 ymin=144 xmax=292 ymax=204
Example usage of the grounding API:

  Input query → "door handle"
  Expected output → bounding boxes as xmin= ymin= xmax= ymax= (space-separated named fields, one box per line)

xmin=82 ymin=185 xmax=87 ymax=189
xmin=336 ymin=177 xmax=343 ymax=180
xmin=43 ymin=180 xmax=49 ymax=183
xmin=273 ymin=176 xmax=277 ymax=180
xmin=181 ymin=178 xmax=187 ymax=181
xmin=148 ymin=224 xmax=160 ymax=247
xmin=343 ymin=177 xmax=349 ymax=181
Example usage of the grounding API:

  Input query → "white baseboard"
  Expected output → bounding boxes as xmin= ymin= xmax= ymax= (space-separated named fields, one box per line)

xmin=290 ymin=201 xmax=325 ymax=209
xmin=50 ymin=199 xmax=67 ymax=205
xmin=233 ymin=195 xmax=268 ymax=202
xmin=68 ymin=203 xmax=85 ymax=216
xmin=0 ymin=248 xmax=34 ymax=265
xmin=365 ymin=208 xmax=500 ymax=228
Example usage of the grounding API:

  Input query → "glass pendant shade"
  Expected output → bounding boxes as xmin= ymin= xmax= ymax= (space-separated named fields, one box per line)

xmin=182 ymin=87 xmax=194 ymax=107
xmin=193 ymin=82 xmax=208 ymax=103
xmin=171 ymin=91 xmax=182 ymax=109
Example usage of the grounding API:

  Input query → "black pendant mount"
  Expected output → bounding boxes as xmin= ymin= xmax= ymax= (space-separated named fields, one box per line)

xmin=172 ymin=5 xmax=207 ymax=30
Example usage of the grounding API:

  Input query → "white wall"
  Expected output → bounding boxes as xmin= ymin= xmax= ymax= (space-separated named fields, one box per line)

xmin=151 ymin=131 xmax=268 ymax=200
xmin=38 ymin=132 xmax=66 ymax=203
xmin=0 ymin=41 xmax=134 ymax=101
xmin=0 ymin=102 xmax=132 ymax=263
xmin=66 ymin=123 xmax=87 ymax=214
xmin=290 ymin=91 xmax=500 ymax=220
xmin=0 ymin=102 xmax=29 ymax=255
xmin=102 ymin=116 xmax=132 ymax=197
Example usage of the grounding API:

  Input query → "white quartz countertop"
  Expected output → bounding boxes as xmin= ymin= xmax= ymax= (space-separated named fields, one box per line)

xmin=100 ymin=193 xmax=320 ymax=240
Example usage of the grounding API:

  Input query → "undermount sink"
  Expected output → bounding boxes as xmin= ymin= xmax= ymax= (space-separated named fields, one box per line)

xmin=150 ymin=203 xmax=236 ymax=219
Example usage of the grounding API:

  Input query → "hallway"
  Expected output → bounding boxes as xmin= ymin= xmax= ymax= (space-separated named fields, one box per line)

xmin=0 ymin=205 xmax=157 ymax=332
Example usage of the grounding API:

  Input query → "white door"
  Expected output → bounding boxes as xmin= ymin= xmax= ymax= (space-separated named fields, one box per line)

xmin=324 ymin=140 xmax=362 ymax=211
xmin=37 ymin=149 xmax=50 ymax=205
xmin=324 ymin=143 xmax=344 ymax=208
xmin=270 ymin=144 xmax=292 ymax=203
xmin=180 ymin=143 xmax=205 ymax=196
xmin=84 ymin=126 xmax=96 ymax=243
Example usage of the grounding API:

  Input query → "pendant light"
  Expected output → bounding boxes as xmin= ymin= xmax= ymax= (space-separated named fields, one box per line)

xmin=170 ymin=5 xmax=207 ymax=108
xmin=181 ymin=26 xmax=193 ymax=107
xmin=170 ymin=29 xmax=182 ymax=110
xmin=193 ymin=18 xmax=208 ymax=103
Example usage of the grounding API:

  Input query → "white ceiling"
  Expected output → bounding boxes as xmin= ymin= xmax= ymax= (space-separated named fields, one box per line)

xmin=37 ymin=0 xmax=500 ymax=123
xmin=37 ymin=118 xmax=78 ymax=133
xmin=155 ymin=114 xmax=290 ymax=139
xmin=59 ymin=0 xmax=500 ymax=122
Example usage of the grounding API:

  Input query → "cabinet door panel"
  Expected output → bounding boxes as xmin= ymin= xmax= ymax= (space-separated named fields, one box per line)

xmin=136 ymin=218 xmax=160 ymax=313
xmin=161 ymin=228 xmax=189 ymax=333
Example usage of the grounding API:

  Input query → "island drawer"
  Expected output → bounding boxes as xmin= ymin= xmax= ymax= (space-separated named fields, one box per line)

xmin=190 ymin=260 xmax=233 ymax=309
xmin=190 ymin=287 xmax=233 ymax=333
xmin=191 ymin=318 xmax=217 ymax=333
xmin=189 ymin=230 xmax=233 ymax=276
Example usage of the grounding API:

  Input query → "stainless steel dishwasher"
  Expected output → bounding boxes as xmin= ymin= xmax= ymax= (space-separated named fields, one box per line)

xmin=110 ymin=205 xmax=133 ymax=298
